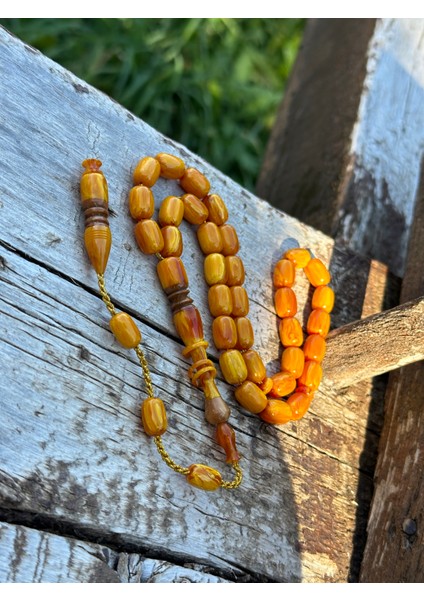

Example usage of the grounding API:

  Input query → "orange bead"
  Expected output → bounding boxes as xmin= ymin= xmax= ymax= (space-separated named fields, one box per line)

xmin=259 ymin=377 xmax=273 ymax=395
xmin=304 ymin=257 xmax=331 ymax=287
xmin=133 ymin=156 xmax=161 ymax=187
xmin=141 ymin=397 xmax=167 ymax=436
xmin=109 ymin=312 xmax=141 ymax=349
xmin=155 ymin=152 xmax=186 ymax=179
xmin=242 ymin=349 xmax=266 ymax=384
xmin=134 ymin=220 xmax=164 ymax=254
xmin=204 ymin=194 xmax=228 ymax=225
xmin=204 ymin=253 xmax=227 ymax=285
xmin=219 ymin=349 xmax=248 ymax=385
xmin=128 ymin=185 xmax=154 ymax=221
xmin=312 ymin=285 xmax=335 ymax=313
xmin=286 ymin=392 xmax=312 ymax=421
xmin=259 ymin=399 xmax=292 ymax=424
xmin=281 ymin=347 xmax=305 ymax=378
xmin=208 ymin=284 xmax=232 ymax=317
xmin=84 ymin=225 xmax=111 ymax=274
xmin=212 ymin=315 xmax=237 ymax=349
xmin=225 ymin=256 xmax=245 ymax=286
xmin=158 ymin=196 xmax=184 ymax=227
xmin=235 ymin=317 xmax=254 ymax=350
xmin=307 ymin=309 xmax=331 ymax=337
xmin=80 ymin=163 xmax=108 ymax=202
xmin=216 ymin=423 xmax=240 ymax=463
xmin=230 ymin=286 xmax=249 ymax=317
xmin=284 ymin=247 xmax=311 ymax=268
xmin=274 ymin=287 xmax=297 ymax=318
xmin=181 ymin=193 xmax=209 ymax=225
xmin=273 ymin=259 xmax=295 ymax=288
xmin=186 ymin=464 xmax=222 ymax=491
xmin=270 ymin=371 xmax=297 ymax=398
xmin=235 ymin=381 xmax=268 ymax=414
xmin=161 ymin=226 xmax=183 ymax=257
xmin=156 ymin=256 xmax=188 ymax=291
xmin=180 ymin=167 xmax=210 ymax=198
xmin=173 ymin=305 xmax=204 ymax=346
xmin=279 ymin=317 xmax=303 ymax=347
xmin=298 ymin=360 xmax=323 ymax=391
xmin=303 ymin=334 xmax=326 ymax=362
xmin=197 ymin=222 xmax=223 ymax=254
xmin=219 ymin=224 xmax=239 ymax=256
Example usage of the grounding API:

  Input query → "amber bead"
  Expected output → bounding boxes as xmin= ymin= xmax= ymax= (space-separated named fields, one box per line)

xmin=270 ymin=371 xmax=297 ymax=398
xmin=304 ymin=258 xmax=331 ymax=287
xmin=204 ymin=253 xmax=227 ymax=286
xmin=204 ymin=395 xmax=231 ymax=425
xmin=158 ymin=196 xmax=184 ymax=227
xmin=197 ymin=222 xmax=223 ymax=254
xmin=284 ymin=247 xmax=311 ymax=269
xmin=298 ymin=360 xmax=323 ymax=391
xmin=225 ymin=256 xmax=245 ymax=286
xmin=208 ymin=284 xmax=232 ymax=317
xmin=161 ymin=226 xmax=183 ymax=257
xmin=80 ymin=165 xmax=108 ymax=202
xmin=155 ymin=152 xmax=186 ymax=179
xmin=156 ymin=257 xmax=188 ymax=291
xmin=186 ymin=464 xmax=222 ymax=491
xmin=235 ymin=381 xmax=268 ymax=414
xmin=133 ymin=156 xmax=161 ymax=188
xmin=279 ymin=317 xmax=303 ymax=347
xmin=180 ymin=167 xmax=211 ymax=198
xmin=216 ymin=422 xmax=240 ymax=463
xmin=281 ymin=347 xmax=305 ymax=378
xmin=141 ymin=397 xmax=167 ymax=436
xmin=230 ymin=286 xmax=249 ymax=317
xmin=286 ymin=392 xmax=312 ymax=421
xmin=212 ymin=315 xmax=237 ymax=349
xmin=235 ymin=317 xmax=254 ymax=350
xmin=312 ymin=285 xmax=335 ymax=313
xmin=259 ymin=377 xmax=273 ymax=395
xmin=204 ymin=194 xmax=228 ymax=225
xmin=259 ymin=399 xmax=292 ymax=425
xmin=307 ymin=309 xmax=331 ymax=338
xmin=134 ymin=220 xmax=164 ymax=255
xmin=219 ymin=349 xmax=248 ymax=385
xmin=181 ymin=194 xmax=209 ymax=225
xmin=128 ymin=185 xmax=154 ymax=221
xmin=173 ymin=305 xmax=204 ymax=346
xmin=84 ymin=225 xmax=111 ymax=274
xmin=303 ymin=334 xmax=326 ymax=363
xmin=274 ymin=287 xmax=297 ymax=318
xmin=273 ymin=259 xmax=295 ymax=288
xmin=219 ymin=224 xmax=239 ymax=256
xmin=242 ymin=349 xmax=266 ymax=384
xmin=109 ymin=312 xmax=141 ymax=349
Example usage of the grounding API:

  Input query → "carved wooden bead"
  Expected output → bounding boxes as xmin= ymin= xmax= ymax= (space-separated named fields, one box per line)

xmin=155 ymin=152 xmax=186 ymax=179
xmin=161 ymin=226 xmax=183 ymax=257
xmin=307 ymin=308 xmax=331 ymax=338
xmin=80 ymin=159 xmax=108 ymax=202
xmin=303 ymin=334 xmax=326 ymax=363
xmin=173 ymin=305 xmax=204 ymax=346
xmin=133 ymin=156 xmax=161 ymax=187
xmin=180 ymin=167 xmax=211 ymax=198
xmin=158 ymin=196 xmax=184 ymax=227
xmin=274 ymin=287 xmax=297 ymax=318
xmin=259 ymin=399 xmax=292 ymax=424
xmin=284 ymin=247 xmax=311 ymax=268
xmin=84 ymin=225 xmax=111 ymax=274
xmin=235 ymin=317 xmax=254 ymax=350
xmin=204 ymin=396 xmax=231 ymax=425
xmin=225 ymin=255 xmax=245 ymax=286
xmin=219 ymin=224 xmax=239 ymax=256
xmin=212 ymin=315 xmax=237 ymax=349
xmin=128 ymin=185 xmax=154 ymax=221
xmin=109 ymin=312 xmax=141 ymax=349
xmin=230 ymin=286 xmax=249 ymax=317
xmin=312 ymin=285 xmax=335 ymax=313
xmin=235 ymin=381 xmax=268 ymax=414
xmin=286 ymin=392 xmax=312 ymax=420
xmin=273 ymin=259 xmax=295 ymax=288
xmin=204 ymin=253 xmax=227 ymax=285
xmin=186 ymin=464 xmax=222 ymax=491
xmin=298 ymin=360 xmax=323 ymax=391
xmin=219 ymin=349 xmax=248 ymax=385
xmin=156 ymin=257 xmax=188 ymax=291
xmin=134 ymin=219 xmax=164 ymax=254
xmin=304 ymin=258 xmax=331 ymax=287
xmin=216 ymin=422 xmax=240 ymax=463
xmin=208 ymin=284 xmax=233 ymax=317
xmin=197 ymin=221 xmax=223 ymax=254
xmin=279 ymin=317 xmax=303 ymax=347
xmin=204 ymin=194 xmax=228 ymax=225
xmin=270 ymin=371 xmax=297 ymax=398
xmin=182 ymin=193 xmax=209 ymax=224
xmin=242 ymin=349 xmax=266 ymax=384
xmin=141 ymin=397 xmax=167 ymax=436
xmin=281 ymin=347 xmax=305 ymax=378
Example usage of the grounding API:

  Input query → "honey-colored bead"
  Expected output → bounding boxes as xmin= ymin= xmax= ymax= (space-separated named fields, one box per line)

xmin=84 ymin=225 xmax=111 ymax=274
xmin=235 ymin=381 xmax=268 ymax=414
xmin=259 ymin=377 xmax=273 ymax=395
xmin=204 ymin=395 xmax=231 ymax=425
xmin=186 ymin=464 xmax=222 ymax=491
xmin=204 ymin=194 xmax=228 ymax=225
xmin=134 ymin=219 xmax=164 ymax=254
xmin=216 ymin=422 xmax=240 ymax=463
xmin=109 ymin=312 xmax=141 ymax=349
xmin=173 ymin=305 xmax=204 ymax=346
xmin=208 ymin=284 xmax=232 ymax=317
xmin=158 ymin=196 xmax=184 ymax=227
xmin=304 ymin=257 xmax=331 ymax=287
xmin=128 ymin=185 xmax=154 ymax=221
xmin=204 ymin=253 xmax=227 ymax=285
xmin=197 ymin=222 xmax=223 ymax=254
xmin=286 ymin=392 xmax=312 ymax=421
xmin=279 ymin=317 xmax=303 ymax=347
xmin=259 ymin=399 xmax=292 ymax=424
xmin=212 ymin=315 xmax=237 ymax=350
xmin=180 ymin=167 xmax=211 ymax=198
xmin=161 ymin=226 xmax=183 ymax=257
xmin=156 ymin=256 xmax=188 ymax=291
xmin=273 ymin=259 xmax=295 ymax=288
xmin=284 ymin=247 xmax=311 ymax=269
xmin=298 ymin=360 xmax=323 ymax=391
xmin=235 ymin=317 xmax=254 ymax=350
xmin=270 ymin=371 xmax=297 ymax=398
xmin=307 ymin=309 xmax=331 ymax=338
xmin=133 ymin=156 xmax=161 ymax=188
xmin=230 ymin=286 xmax=249 ymax=317
xmin=181 ymin=193 xmax=209 ymax=225
xmin=141 ymin=397 xmax=167 ymax=436
xmin=219 ymin=224 xmax=239 ymax=256
xmin=274 ymin=287 xmax=297 ymax=318
xmin=155 ymin=152 xmax=186 ymax=179
xmin=312 ymin=285 xmax=335 ymax=313
xmin=281 ymin=347 xmax=305 ymax=378
xmin=303 ymin=334 xmax=326 ymax=363
xmin=80 ymin=163 xmax=108 ymax=202
xmin=242 ymin=349 xmax=266 ymax=384
xmin=219 ymin=349 xmax=248 ymax=385
xmin=225 ymin=255 xmax=245 ymax=286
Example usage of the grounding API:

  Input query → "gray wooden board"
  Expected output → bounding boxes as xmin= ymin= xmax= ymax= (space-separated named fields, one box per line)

xmin=0 ymin=26 xmax=380 ymax=582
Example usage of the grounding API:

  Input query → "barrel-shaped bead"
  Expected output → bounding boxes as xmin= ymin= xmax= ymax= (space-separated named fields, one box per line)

xmin=284 ymin=247 xmax=311 ymax=269
xmin=298 ymin=360 xmax=323 ymax=391
xmin=286 ymin=392 xmax=312 ymax=420
xmin=161 ymin=226 xmax=183 ymax=257
xmin=304 ymin=258 xmax=331 ymax=287
xmin=155 ymin=152 xmax=186 ymax=179
xmin=274 ymin=287 xmax=297 ymax=318
xmin=220 ymin=224 xmax=239 ymax=256
xmin=109 ymin=312 xmax=141 ymax=348
xmin=270 ymin=371 xmax=297 ymax=398
xmin=156 ymin=256 xmax=188 ymax=291
xmin=204 ymin=194 xmax=228 ymax=225
xmin=80 ymin=161 xmax=108 ymax=202
xmin=307 ymin=309 xmax=331 ymax=337
xmin=141 ymin=397 xmax=167 ymax=436
xmin=158 ymin=196 xmax=184 ymax=227
xmin=312 ymin=285 xmax=335 ymax=313
xmin=281 ymin=347 xmax=305 ymax=378
xmin=303 ymin=334 xmax=326 ymax=363
xmin=181 ymin=193 xmax=209 ymax=224
xmin=225 ymin=256 xmax=245 ymax=286
xmin=231 ymin=286 xmax=249 ymax=317
xmin=180 ymin=168 xmax=211 ymax=198
xmin=242 ymin=349 xmax=266 ymax=384
xmin=173 ymin=305 xmax=204 ymax=346
xmin=128 ymin=185 xmax=154 ymax=221
xmin=279 ymin=317 xmax=303 ymax=347
xmin=204 ymin=253 xmax=227 ymax=285
xmin=273 ymin=259 xmax=295 ymax=288
xmin=259 ymin=377 xmax=273 ymax=395
xmin=84 ymin=225 xmax=111 ymax=274
xmin=204 ymin=395 xmax=231 ymax=425
xmin=186 ymin=464 xmax=222 ymax=491
xmin=259 ymin=399 xmax=292 ymax=424
xmin=208 ymin=284 xmax=233 ymax=317
xmin=235 ymin=381 xmax=268 ymax=414
xmin=216 ymin=422 xmax=240 ymax=463
xmin=219 ymin=349 xmax=248 ymax=385
xmin=134 ymin=220 xmax=164 ymax=254
xmin=197 ymin=222 xmax=223 ymax=254
xmin=235 ymin=317 xmax=254 ymax=350
xmin=133 ymin=156 xmax=161 ymax=187
xmin=212 ymin=316 xmax=237 ymax=349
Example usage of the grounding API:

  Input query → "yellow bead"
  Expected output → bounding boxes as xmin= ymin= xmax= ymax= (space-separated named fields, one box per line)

xmin=235 ymin=381 xmax=268 ymax=414
xmin=186 ymin=464 xmax=222 ymax=491
xmin=204 ymin=194 xmax=228 ymax=225
xmin=225 ymin=256 xmax=245 ymax=286
xmin=235 ymin=317 xmax=254 ymax=350
xmin=173 ymin=306 xmax=204 ymax=346
xmin=312 ymin=286 xmax=335 ymax=313
xmin=158 ymin=196 xmax=184 ymax=227
xmin=180 ymin=168 xmax=211 ymax=198
xmin=133 ymin=156 xmax=161 ymax=187
xmin=80 ymin=168 xmax=108 ymax=202
xmin=219 ymin=224 xmax=239 ymax=256
xmin=128 ymin=185 xmax=154 ymax=221
xmin=84 ymin=225 xmax=111 ymax=274
xmin=208 ymin=284 xmax=233 ymax=317
xmin=284 ymin=247 xmax=311 ymax=268
xmin=304 ymin=258 xmax=331 ymax=287
xmin=134 ymin=220 xmax=164 ymax=255
xmin=242 ymin=349 xmax=266 ymax=384
xmin=155 ymin=152 xmax=186 ymax=179
xmin=181 ymin=193 xmax=209 ymax=225
xmin=141 ymin=397 xmax=167 ymax=436
xmin=279 ymin=317 xmax=303 ymax=347
xmin=161 ymin=226 xmax=183 ymax=257
xmin=273 ymin=259 xmax=295 ymax=288
xmin=212 ymin=315 xmax=237 ymax=349
xmin=109 ymin=312 xmax=141 ymax=349
xmin=219 ymin=349 xmax=248 ymax=385
xmin=204 ymin=253 xmax=227 ymax=285
xmin=197 ymin=222 xmax=223 ymax=254
xmin=156 ymin=257 xmax=188 ymax=292
xmin=230 ymin=286 xmax=249 ymax=317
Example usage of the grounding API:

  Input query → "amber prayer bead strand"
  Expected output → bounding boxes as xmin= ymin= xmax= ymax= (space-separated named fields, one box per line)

xmin=81 ymin=159 xmax=241 ymax=492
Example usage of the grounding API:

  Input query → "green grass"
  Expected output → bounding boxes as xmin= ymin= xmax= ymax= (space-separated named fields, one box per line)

xmin=1 ymin=18 xmax=304 ymax=191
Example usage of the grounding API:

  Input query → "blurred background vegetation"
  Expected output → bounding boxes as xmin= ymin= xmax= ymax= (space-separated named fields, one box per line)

xmin=1 ymin=18 xmax=305 ymax=191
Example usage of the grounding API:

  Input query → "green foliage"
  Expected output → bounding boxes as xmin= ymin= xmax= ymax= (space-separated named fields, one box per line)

xmin=1 ymin=18 xmax=304 ymax=190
